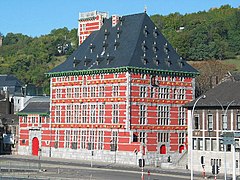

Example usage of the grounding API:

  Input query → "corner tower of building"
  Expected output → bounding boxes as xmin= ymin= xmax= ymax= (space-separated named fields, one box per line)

xmin=78 ymin=11 xmax=109 ymax=45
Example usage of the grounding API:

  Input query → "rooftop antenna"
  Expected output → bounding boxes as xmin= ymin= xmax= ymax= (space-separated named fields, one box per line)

xmin=144 ymin=5 xmax=147 ymax=13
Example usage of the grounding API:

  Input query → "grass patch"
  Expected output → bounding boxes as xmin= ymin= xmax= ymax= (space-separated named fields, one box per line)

xmin=222 ymin=55 xmax=240 ymax=72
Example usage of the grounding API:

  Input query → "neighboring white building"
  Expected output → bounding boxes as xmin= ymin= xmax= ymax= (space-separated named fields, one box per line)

xmin=185 ymin=81 xmax=240 ymax=177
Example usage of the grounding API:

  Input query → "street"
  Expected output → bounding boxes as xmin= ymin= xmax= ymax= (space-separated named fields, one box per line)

xmin=0 ymin=155 xmax=195 ymax=180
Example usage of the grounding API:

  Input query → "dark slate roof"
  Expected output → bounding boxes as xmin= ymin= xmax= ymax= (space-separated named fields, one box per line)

xmin=0 ymin=74 xmax=23 ymax=95
xmin=232 ymin=72 xmax=240 ymax=81
xmin=19 ymin=96 xmax=50 ymax=115
xmin=185 ymin=81 xmax=240 ymax=109
xmin=49 ymin=13 xmax=197 ymax=75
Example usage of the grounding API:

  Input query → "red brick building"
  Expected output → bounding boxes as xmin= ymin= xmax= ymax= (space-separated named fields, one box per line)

xmin=19 ymin=12 xmax=198 ymax=165
xmin=78 ymin=11 xmax=109 ymax=45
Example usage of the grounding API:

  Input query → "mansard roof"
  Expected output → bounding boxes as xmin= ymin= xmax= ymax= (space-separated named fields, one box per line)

xmin=48 ymin=13 xmax=198 ymax=77
xmin=185 ymin=81 xmax=240 ymax=109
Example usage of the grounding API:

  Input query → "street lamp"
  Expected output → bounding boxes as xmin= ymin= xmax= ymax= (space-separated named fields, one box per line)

xmin=190 ymin=95 xmax=206 ymax=180
xmin=216 ymin=99 xmax=235 ymax=180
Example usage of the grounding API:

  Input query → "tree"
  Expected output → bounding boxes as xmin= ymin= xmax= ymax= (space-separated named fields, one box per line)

xmin=191 ymin=60 xmax=236 ymax=97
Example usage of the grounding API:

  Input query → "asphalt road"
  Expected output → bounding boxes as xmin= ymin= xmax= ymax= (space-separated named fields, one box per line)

xmin=0 ymin=155 xmax=199 ymax=180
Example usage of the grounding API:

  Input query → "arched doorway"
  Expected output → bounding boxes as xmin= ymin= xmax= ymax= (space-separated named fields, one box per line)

xmin=32 ymin=137 xmax=39 ymax=156
xmin=179 ymin=145 xmax=184 ymax=153
xmin=160 ymin=145 xmax=166 ymax=154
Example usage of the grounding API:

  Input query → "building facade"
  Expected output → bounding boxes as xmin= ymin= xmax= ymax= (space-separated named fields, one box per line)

xmin=19 ymin=13 xmax=198 ymax=165
xmin=185 ymin=81 xmax=240 ymax=176
xmin=78 ymin=11 xmax=109 ymax=45
xmin=18 ymin=97 xmax=50 ymax=156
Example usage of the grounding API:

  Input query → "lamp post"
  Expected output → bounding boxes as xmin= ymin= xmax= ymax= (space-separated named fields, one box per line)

xmin=190 ymin=95 xmax=206 ymax=180
xmin=216 ymin=99 xmax=235 ymax=180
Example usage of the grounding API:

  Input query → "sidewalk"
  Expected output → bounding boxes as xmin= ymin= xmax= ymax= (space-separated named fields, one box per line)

xmin=0 ymin=154 xmax=195 ymax=178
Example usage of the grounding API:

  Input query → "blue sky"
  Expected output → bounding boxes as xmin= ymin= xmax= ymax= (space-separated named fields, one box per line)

xmin=0 ymin=0 xmax=239 ymax=37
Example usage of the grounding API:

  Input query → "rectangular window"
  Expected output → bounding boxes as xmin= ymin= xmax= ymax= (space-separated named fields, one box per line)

xmin=90 ymin=86 xmax=96 ymax=97
xmin=178 ymin=107 xmax=185 ymax=125
xmin=157 ymin=132 xmax=169 ymax=143
xmin=140 ymin=105 xmax=147 ymax=125
xmin=111 ymin=131 xmax=118 ymax=151
xmin=198 ymin=138 xmax=203 ymax=150
xmin=205 ymin=138 xmax=211 ymax=151
xmin=194 ymin=115 xmax=199 ymax=129
xmin=83 ymin=87 xmax=88 ymax=97
xmin=139 ymin=132 xmax=146 ymax=144
xmin=193 ymin=138 xmax=197 ymax=150
xmin=80 ymin=130 xmax=87 ymax=149
xmin=23 ymin=116 xmax=27 ymax=123
xmin=179 ymin=132 xmax=185 ymax=144
xmin=74 ymin=104 xmax=80 ymax=123
xmin=66 ymin=105 xmax=72 ymax=123
xmin=71 ymin=130 xmax=78 ymax=149
xmin=74 ymin=87 xmax=80 ymax=98
xmin=56 ymin=89 xmax=61 ymax=99
xmin=140 ymin=86 xmax=147 ymax=98
xmin=150 ymin=87 xmax=154 ymax=98
xmin=55 ymin=129 xmax=59 ymax=148
xmin=237 ymin=115 xmax=240 ymax=130
xmin=178 ymin=88 xmax=185 ymax=100
xmin=89 ymin=130 xmax=95 ymax=150
xmin=112 ymin=104 xmax=119 ymax=123
xmin=113 ymin=85 xmax=119 ymax=97
xmin=157 ymin=105 xmax=170 ymax=125
xmin=208 ymin=114 xmax=213 ymax=131
xmin=67 ymin=88 xmax=72 ymax=98
xmin=222 ymin=114 xmax=228 ymax=130
xmin=98 ymin=104 xmax=105 ymax=123
xmin=97 ymin=131 xmax=104 ymax=150
xmin=55 ymin=105 xmax=61 ymax=123
xmin=159 ymin=87 xmax=170 ymax=99
xmin=31 ymin=117 xmax=36 ymax=124
xmin=99 ymin=86 xmax=105 ymax=97
xmin=65 ymin=130 xmax=71 ymax=148
xmin=90 ymin=105 xmax=96 ymax=123
xmin=82 ymin=104 xmax=88 ymax=123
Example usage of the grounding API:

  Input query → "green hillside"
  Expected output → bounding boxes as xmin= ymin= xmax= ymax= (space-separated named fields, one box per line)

xmin=0 ymin=5 xmax=239 ymax=94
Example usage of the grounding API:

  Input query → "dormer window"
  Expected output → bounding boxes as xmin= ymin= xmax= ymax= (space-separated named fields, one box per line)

xmin=141 ymin=53 xmax=148 ymax=65
xmin=117 ymin=27 xmax=122 ymax=38
xmin=106 ymin=53 xmax=114 ymax=65
xmin=73 ymin=57 xmax=80 ymax=68
xmin=103 ymin=41 xmax=108 ymax=51
xmin=143 ymin=25 xmax=149 ymax=37
xmin=104 ymin=29 xmax=109 ymax=40
xmin=165 ymin=56 xmax=171 ymax=67
xmin=164 ymin=43 xmax=169 ymax=55
xmin=114 ymin=39 xmax=120 ymax=50
xmin=89 ymin=43 xmax=95 ymax=53
xmin=153 ymin=55 xmax=159 ymax=66
xmin=152 ymin=41 xmax=158 ymax=53
xmin=84 ymin=56 xmax=91 ymax=66
xmin=178 ymin=57 xmax=184 ymax=68
xmin=153 ymin=27 xmax=158 ymax=38
xmin=141 ymin=40 xmax=147 ymax=52
xmin=96 ymin=54 xmax=103 ymax=65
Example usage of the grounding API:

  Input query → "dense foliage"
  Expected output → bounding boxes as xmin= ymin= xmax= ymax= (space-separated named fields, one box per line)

xmin=0 ymin=5 xmax=239 ymax=94
xmin=151 ymin=5 xmax=240 ymax=60
xmin=0 ymin=28 xmax=78 ymax=94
